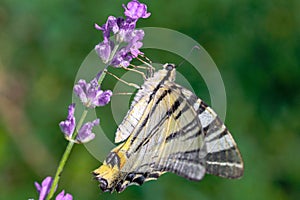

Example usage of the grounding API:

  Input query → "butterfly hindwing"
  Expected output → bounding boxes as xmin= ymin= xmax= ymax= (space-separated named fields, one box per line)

xmin=177 ymin=85 xmax=244 ymax=178
xmin=200 ymin=106 xmax=244 ymax=178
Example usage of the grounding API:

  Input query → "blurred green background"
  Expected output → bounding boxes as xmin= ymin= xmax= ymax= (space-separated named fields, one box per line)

xmin=1 ymin=0 xmax=299 ymax=199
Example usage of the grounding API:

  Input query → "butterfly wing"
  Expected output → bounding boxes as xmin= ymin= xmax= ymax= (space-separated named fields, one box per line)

xmin=114 ymin=88 xmax=151 ymax=143
xmin=94 ymin=65 xmax=243 ymax=192
xmin=153 ymin=84 xmax=207 ymax=181
xmin=118 ymin=84 xmax=207 ymax=183
xmin=176 ymin=84 xmax=244 ymax=178
xmin=114 ymin=70 xmax=173 ymax=143
xmin=199 ymin=104 xmax=244 ymax=178
xmin=120 ymin=83 xmax=243 ymax=182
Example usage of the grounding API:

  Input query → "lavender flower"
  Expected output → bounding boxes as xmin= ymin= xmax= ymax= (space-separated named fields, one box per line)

xmin=32 ymin=2 xmax=150 ymax=199
xmin=95 ymin=16 xmax=120 ymax=41
xmin=76 ymin=119 xmax=100 ymax=143
xmin=55 ymin=190 xmax=73 ymax=200
xmin=127 ymin=29 xmax=144 ymax=56
xmin=110 ymin=47 xmax=133 ymax=67
xmin=34 ymin=177 xmax=73 ymax=200
xmin=59 ymin=103 xmax=101 ymax=143
xmin=95 ymin=40 xmax=114 ymax=64
xmin=94 ymin=0 xmax=150 ymax=67
xmin=123 ymin=0 xmax=151 ymax=20
xmin=73 ymin=78 xmax=112 ymax=108
xmin=59 ymin=104 xmax=76 ymax=138
xmin=34 ymin=176 xmax=53 ymax=200
xmin=97 ymin=90 xmax=113 ymax=106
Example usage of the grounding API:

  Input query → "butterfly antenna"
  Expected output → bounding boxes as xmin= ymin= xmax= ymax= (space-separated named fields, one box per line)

xmin=178 ymin=45 xmax=201 ymax=68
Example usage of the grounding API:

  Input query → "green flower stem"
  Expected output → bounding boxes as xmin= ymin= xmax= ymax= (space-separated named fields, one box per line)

xmin=46 ymin=109 xmax=88 ymax=200
xmin=46 ymin=139 xmax=75 ymax=200
xmin=46 ymin=69 xmax=109 ymax=199
xmin=98 ymin=68 xmax=107 ymax=86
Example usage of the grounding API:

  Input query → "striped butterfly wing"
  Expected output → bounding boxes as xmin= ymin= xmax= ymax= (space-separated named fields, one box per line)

xmin=121 ymin=85 xmax=207 ymax=181
xmin=174 ymin=84 xmax=244 ymax=179
xmin=152 ymin=84 xmax=207 ymax=181
xmin=114 ymin=82 xmax=243 ymax=191
xmin=93 ymin=64 xmax=243 ymax=192
xmin=93 ymin=84 xmax=207 ymax=192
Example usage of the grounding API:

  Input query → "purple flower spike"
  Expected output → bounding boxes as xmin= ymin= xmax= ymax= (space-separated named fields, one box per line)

xmin=95 ymin=40 xmax=114 ymax=64
xmin=59 ymin=104 xmax=76 ymax=138
xmin=95 ymin=16 xmax=119 ymax=41
xmin=129 ymin=40 xmax=143 ymax=58
xmin=77 ymin=119 xmax=100 ymax=143
xmin=97 ymin=90 xmax=113 ymax=106
xmin=74 ymin=78 xmax=112 ymax=108
xmin=56 ymin=190 xmax=73 ymax=200
xmin=125 ymin=29 xmax=144 ymax=43
xmin=123 ymin=0 xmax=151 ymax=20
xmin=111 ymin=47 xmax=133 ymax=67
xmin=94 ymin=23 xmax=102 ymax=30
xmin=34 ymin=176 xmax=53 ymax=200
xmin=95 ymin=0 xmax=150 ymax=67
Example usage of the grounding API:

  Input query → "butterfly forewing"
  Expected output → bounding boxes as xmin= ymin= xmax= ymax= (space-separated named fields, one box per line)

xmin=155 ymin=84 xmax=207 ymax=181
xmin=115 ymin=67 xmax=173 ymax=143
xmin=119 ymin=76 xmax=208 ymax=181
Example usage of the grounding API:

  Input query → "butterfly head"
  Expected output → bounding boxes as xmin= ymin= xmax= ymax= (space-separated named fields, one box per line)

xmin=158 ymin=63 xmax=176 ymax=81
xmin=163 ymin=63 xmax=175 ymax=71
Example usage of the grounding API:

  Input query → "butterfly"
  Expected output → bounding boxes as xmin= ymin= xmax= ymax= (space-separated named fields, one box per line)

xmin=93 ymin=63 xmax=244 ymax=193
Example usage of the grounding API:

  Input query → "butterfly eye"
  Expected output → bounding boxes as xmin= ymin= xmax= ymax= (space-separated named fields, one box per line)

xmin=166 ymin=64 xmax=175 ymax=71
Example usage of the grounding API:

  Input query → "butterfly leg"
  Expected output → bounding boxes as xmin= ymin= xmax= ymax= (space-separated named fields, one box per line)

xmin=122 ymin=66 xmax=147 ymax=80
xmin=112 ymin=92 xmax=134 ymax=96
xmin=136 ymin=55 xmax=155 ymax=77
xmin=137 ymin=54 xmax=153 ymax=68
xmin=105 ymin=71 xmax=141 ymax=89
